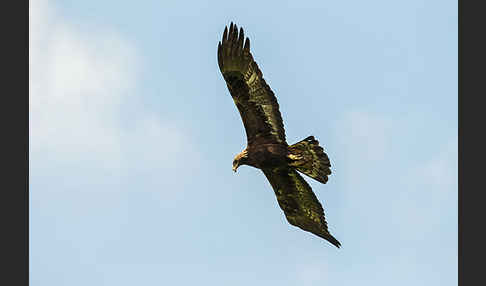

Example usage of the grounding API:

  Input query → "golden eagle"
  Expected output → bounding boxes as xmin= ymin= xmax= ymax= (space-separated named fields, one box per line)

xmin=218 ymin=23 xmax=341 ymax=248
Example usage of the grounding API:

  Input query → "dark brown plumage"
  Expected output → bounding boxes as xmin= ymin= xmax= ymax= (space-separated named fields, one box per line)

xmin=218 ymin=23 xmax=340 ymax=248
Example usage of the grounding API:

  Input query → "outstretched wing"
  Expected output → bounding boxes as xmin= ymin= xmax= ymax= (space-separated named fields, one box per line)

xmin=218 ymin=23 xmax=286 ymax=147
xmin=262 ymin=168 xmax=341 ymax=248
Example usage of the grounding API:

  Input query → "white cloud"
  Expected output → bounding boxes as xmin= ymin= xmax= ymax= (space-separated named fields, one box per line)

xmin=29 ymin=0 xmax=196 ymax=170
xmin=335 ymin=110 xmax=392 ymax=164
xmin=415 ymin=137 xmax=457 ymax=193
xmin=394 ymin=136 xmax=458 ymax=239
xmin=295 ymin=261 xmax=330 ymax=286
xmin=332 ymin=110 xmax=457 ymax=244
xmin=332 ymin=111 xmax=393 ymax=192
xmin=332 ymin=110 xmax=393 ymax=204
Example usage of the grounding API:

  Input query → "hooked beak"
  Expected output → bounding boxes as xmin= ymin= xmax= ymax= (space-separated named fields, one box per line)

xmin=232 ymin=162 xmax=239 ymax=172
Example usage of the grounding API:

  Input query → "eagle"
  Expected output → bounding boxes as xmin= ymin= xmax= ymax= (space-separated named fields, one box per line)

xmin=217 ymin=23 xmax=341 ymax=248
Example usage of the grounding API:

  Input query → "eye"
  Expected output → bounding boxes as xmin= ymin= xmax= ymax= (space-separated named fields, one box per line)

xmin=233 ymin=160 xmax=237 ymax=165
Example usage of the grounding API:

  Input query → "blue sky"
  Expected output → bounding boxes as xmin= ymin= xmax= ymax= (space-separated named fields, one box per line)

xmin=29 ymin=0 xmax=457 ymax=285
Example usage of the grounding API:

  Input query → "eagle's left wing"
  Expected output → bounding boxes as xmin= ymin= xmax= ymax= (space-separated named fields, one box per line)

xmin=217 ymin=23 xmax=286 ymax=147
xmin=262 ymin=168 xmax=341 ymax=248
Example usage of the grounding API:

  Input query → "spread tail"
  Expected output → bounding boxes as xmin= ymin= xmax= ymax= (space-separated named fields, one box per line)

xmin=287 ymin=136 xmax=332 ymax=184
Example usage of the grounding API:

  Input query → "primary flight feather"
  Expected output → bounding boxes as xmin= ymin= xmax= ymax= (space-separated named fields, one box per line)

xmin=218 ymin=23 xmax=341 ymax=248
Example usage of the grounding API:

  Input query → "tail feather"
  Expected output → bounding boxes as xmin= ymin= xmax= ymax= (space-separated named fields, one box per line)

xmin=287 ymin=136 xmax=331 ymax=184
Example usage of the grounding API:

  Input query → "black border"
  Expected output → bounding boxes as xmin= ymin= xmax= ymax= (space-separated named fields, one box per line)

xmin=3 ymin=0 xmax=28 ymax=284
xmin=459 ymin=0 xmax=483 ymax=285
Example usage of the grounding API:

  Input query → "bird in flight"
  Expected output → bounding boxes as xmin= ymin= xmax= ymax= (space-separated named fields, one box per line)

xmin=217 ymin=23 xmax=341 ymax=248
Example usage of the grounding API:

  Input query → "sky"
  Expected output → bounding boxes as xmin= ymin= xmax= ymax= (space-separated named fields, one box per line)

xmin=29 ymin=0 xmax=457 ymax=285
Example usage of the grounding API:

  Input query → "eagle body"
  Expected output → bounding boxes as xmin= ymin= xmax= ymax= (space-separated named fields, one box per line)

xmin=218 ymin=23 xmax=341 ymax=248
xmin=244 ymin=144 xmax=289 ymax=170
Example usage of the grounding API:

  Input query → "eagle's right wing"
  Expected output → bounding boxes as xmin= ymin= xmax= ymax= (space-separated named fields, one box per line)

xmin=218 ymin=23 xmax=287 ymax=147
xmin=262 ymin=168 xmax=341 ymax=248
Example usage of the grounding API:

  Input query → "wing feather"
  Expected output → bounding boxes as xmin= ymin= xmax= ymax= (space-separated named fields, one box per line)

xmin=218 ymin=23 xmax=286 ymax=146
xmin=262 ymin=168 xmax=341 ymax=248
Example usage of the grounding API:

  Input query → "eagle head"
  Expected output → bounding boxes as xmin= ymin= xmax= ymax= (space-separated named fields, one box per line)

xmin=232 ymin=149 xmax=248 ymax=172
